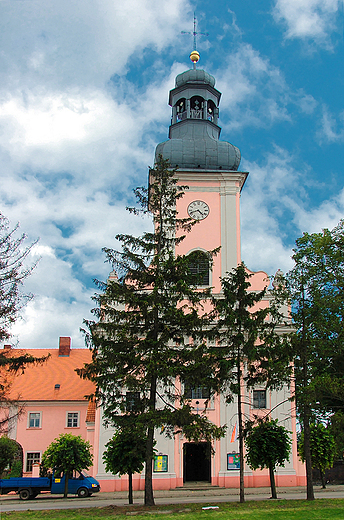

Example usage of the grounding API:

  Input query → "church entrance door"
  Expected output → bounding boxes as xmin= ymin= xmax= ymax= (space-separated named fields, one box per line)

xmin=183 ymin=442 xmax=211 ymax=483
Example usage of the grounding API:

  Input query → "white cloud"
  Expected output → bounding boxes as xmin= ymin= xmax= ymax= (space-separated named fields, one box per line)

xmin=273 ymin=0 xmax=340 ymax=43
xmin=0 ymin=0 xmax=192 ymax=349
xmin=208 ymin=42 xmax=318 ymax=136
xmin=0 ymin=0 xmax=192 ymax=91
xmin=241 ymin=144 xmax=344 ymax=275
xmin=317 ymin=105 xmax=344 ymax=142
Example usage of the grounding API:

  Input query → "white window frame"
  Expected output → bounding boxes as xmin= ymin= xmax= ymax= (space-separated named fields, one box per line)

xmin=66 ymin=411 xmax=80 ymax=428
xmin=27 ymin=411 xmax=42 ymax=429
xmin=26 ymin=452 xmax=41 ymax=472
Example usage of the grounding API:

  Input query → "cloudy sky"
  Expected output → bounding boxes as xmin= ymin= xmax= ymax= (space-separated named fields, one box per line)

xmin=1 ymin=0 xmax=343 ymax=349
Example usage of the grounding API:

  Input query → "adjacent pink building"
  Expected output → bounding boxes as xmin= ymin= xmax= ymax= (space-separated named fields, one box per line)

xmin=5 ymin=337 xmax=95 ymax=476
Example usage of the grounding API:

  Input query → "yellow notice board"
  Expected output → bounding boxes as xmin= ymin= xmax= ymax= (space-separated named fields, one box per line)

xmin=153 ymin=455 xmax=168 ymax=472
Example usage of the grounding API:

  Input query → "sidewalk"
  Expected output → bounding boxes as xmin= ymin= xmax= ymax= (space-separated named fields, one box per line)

xmin=91 ymin=483 xmax=344 ymax=501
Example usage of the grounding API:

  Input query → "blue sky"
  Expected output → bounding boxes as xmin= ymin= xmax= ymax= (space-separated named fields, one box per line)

xmin=0 ymin=0 xmax=343 ymax=349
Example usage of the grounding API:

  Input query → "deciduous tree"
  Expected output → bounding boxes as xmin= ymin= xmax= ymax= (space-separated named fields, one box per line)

xmin=285 ymin=220 xmax=344 ymax=500
xmin=245 ymin=418 xmax=291 ymax=499
xmin=0 ymin=213 xmax=47 ymax=432
xmin=103 ymin=422 xmax=147 ymax=504
xmin=0 ymin=436 xmax=20 ymax=476
xmin=298 ymin=423 xmax=336 ymax=489
xmin=41 ymin=433 xmax=93 ymax=498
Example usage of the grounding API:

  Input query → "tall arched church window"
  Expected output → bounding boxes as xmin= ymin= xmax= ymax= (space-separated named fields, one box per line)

xmin=187 ymin=250 xmax=210 ymax=286
xmin=176 ymin=98 xmax=186 ymax=121
xmin=190 ymin=96 xmax=204 ymax=119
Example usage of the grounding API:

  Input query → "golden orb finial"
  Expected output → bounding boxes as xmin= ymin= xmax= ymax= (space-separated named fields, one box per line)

xmin=190 ymin=50 xmax=200 ymax=64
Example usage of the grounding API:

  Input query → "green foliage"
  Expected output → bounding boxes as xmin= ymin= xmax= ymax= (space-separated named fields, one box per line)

xmin=286 ymin=220 xmax=344 ymax=417
xmin=330 ymin=411 xmax=344 ymax=459
xmin=283 ymin=220 xmax=344 ymax=498
xmin=103 ymin=423 xmax=147 ymax=477
xmin=42 ymin=433 xmax=93 ymax=474
xmin=212 ymin=263 xmax=290 ymax=396
xmin=298 ymin=423 xmax=336 ymax=474
xmin=6 ymin=457 xmax=22 ymax=478
xmin=0 ymin=436 xmax=20 ymax=475
xmin=245 ymin=419 xmax=291 ymax=471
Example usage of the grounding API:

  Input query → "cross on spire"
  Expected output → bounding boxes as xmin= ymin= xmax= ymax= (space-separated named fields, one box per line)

xmin=181 ymin=12 xmax=208 ymax=52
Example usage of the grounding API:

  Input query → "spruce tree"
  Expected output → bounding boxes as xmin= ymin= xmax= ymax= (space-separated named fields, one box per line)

xmin=211 ymin=263 xmax=290 ymax=503
xmin=80 ymin=157 xmax=224 ymax=505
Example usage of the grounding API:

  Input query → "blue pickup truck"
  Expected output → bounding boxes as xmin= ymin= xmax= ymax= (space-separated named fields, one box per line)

xmin=0 ymin=470 xmax=100 ymax=500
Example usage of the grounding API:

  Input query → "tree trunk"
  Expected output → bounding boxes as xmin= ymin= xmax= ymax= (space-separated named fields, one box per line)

xmin=64 ymin=470 xmax=69 ymax=498
xmin=145 ymin=426 xmax=155 ymax=505
xmin=144 ymin=374 xmax=157 ymax=506
xmin=237 ymin=355 xmax=245 ymax=503
xmin=303 ymin=404 xmax=314 ymax=500
xmin=300 ymin=280 xmax=314 ymax=501
xmin=128 ymin=470 xmax=133 ymax=504
xmin=269 ymin=464 xmax=277 ymax=499
xmin=319 ymin=468 xmax=326 ymax=489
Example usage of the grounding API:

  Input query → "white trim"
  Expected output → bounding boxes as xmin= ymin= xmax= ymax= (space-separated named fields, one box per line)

xmin=27 ymin=411 xmax=42 ymax=429
xmin=66 ymin=411 xmax=80 ymax=428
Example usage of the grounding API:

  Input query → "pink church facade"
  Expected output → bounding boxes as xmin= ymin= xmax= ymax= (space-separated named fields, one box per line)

xmin=91 ymin=60 xmax=306 ymax=491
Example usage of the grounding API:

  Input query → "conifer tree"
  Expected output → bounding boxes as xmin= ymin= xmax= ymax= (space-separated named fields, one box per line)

xmin=211 ymin=263 xmax=289 ymax=503
xmin=80 ymin=157 xmax=224 ymax=506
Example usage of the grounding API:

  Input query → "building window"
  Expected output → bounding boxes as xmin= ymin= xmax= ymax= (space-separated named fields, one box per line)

xmin=125 ymin=392 xmax=141 ymax=412
xmin=184 ymin=386 xmax=210 ymax=400
xmin=253 ymin=390 xmax=266 ymax=409
xmin=187 ymin=251 xmax=210 ymax=286
xmin=26 ymin=452 xmax=40 ymax=472
xmin=28 ymin=412 xmax=41 ymax=428
xmin=67 ymin=412 xmax=80 ymax=428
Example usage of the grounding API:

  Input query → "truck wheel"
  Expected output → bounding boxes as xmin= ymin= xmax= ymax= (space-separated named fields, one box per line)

xmin=77 ymin=487 xmax=89 ymax=498
xmin=19 ymin=489 xmax=31 ymax=500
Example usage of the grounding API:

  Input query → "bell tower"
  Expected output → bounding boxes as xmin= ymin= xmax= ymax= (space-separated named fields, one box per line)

xmin=154 ymin=52 xmax=248 ymax=291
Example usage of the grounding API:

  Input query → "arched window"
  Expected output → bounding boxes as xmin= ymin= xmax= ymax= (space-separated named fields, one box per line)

xmin=187 ymin=250 xmax=210 ymax=286
xmin=207 ymin=100 xmax=216 ymax=122
xmin=176 ymin=98 xmax=186 ymax=121
xmin=190 ymin=96 xmax=204 ymax=119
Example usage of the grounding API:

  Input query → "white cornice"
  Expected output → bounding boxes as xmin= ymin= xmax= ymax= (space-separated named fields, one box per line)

xmin=176 ymin=170 xmax=248 ymax=192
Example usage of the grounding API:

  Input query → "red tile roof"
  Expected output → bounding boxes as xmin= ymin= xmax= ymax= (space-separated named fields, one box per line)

xmin=8 ymin=349 xmax=95 ymax=401
xmin=86 ymin=399 xmax=96 ymax=423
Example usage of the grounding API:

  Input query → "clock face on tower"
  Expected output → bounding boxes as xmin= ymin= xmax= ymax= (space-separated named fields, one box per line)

xmin=187 ymin=200 xmax=210 ymax=220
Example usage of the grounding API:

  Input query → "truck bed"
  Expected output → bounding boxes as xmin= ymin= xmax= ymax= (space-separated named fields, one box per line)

xmin=0 ymin=477 xmax=51 ymax=494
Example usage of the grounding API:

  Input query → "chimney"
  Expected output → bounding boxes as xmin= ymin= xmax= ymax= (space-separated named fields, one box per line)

xmin=59 ymin=337 xmax=71 ymax=356
xmin=3 ymin=345 xmax=11 ymax=350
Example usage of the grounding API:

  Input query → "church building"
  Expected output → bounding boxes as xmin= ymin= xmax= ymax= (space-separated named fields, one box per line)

xmin=93 ymin=51 xmax=305 ymax=491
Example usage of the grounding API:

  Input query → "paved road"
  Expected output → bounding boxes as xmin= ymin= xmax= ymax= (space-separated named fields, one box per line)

xmin=1 ymin=485 xmax=344 ymax=512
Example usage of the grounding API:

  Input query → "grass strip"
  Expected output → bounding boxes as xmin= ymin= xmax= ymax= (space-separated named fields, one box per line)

xmin=1 ymin=498 xmax=344 ymax=520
